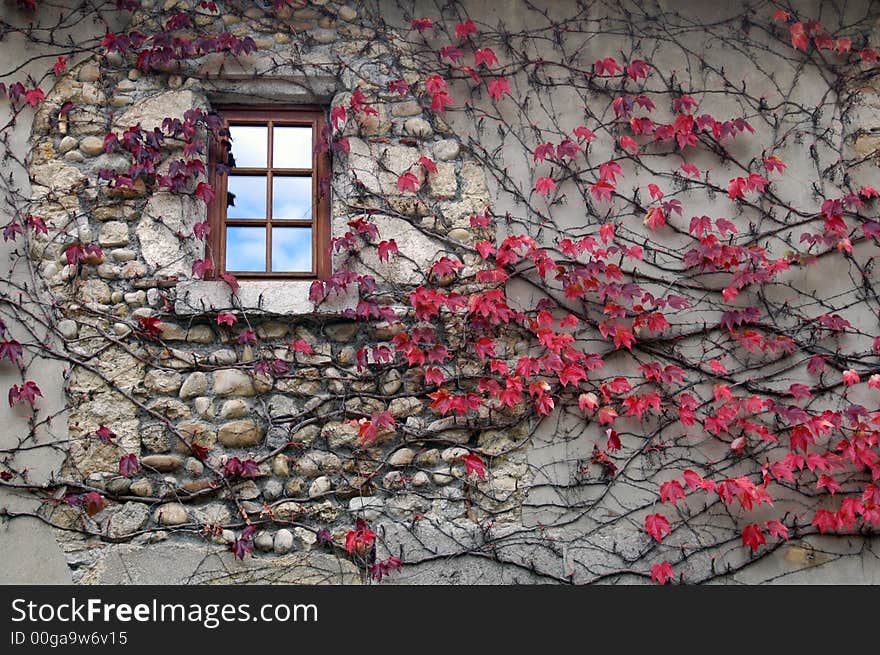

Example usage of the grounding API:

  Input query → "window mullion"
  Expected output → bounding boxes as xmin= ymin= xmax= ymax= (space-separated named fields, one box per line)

xmin=266 ymin=120 xmax=274 ymax=273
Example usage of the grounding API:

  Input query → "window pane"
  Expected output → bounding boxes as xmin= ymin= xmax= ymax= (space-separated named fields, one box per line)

xmin=273 ymin=126 xmax=312 ymax=169
xmin=228 ymin=125 xmax=267 ymax=168
xmin=226 ymin=226 xmax=266 ymax=272
xmin=272 ymin=227 xmax=312 ymax=272
xmin=273 ymin=176 xmax=313 ymax=220
xmin=227 ymin=175 xmax=266 ymax=219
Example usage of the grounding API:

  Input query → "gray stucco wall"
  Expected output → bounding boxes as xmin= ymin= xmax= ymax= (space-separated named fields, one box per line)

xmin=0 ymin=1 xmax=129 ymax=584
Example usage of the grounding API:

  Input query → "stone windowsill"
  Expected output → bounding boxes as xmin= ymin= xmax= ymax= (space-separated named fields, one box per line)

xmin=174 ymin=280 xmax=358 ymax=316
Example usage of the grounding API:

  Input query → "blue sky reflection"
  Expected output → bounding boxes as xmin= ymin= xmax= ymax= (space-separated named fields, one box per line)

xmin=227 ymin=176 xmax=266 ymax=219
xmin=228 ymin=125 xmax=267 ymax=168
xmin=226 ymin=226 xmax=266 ymax=272
xmin=272 ymin=227 xmax=312 ymax=272
xmin=273 ymin=177 xmax=312 ymax=220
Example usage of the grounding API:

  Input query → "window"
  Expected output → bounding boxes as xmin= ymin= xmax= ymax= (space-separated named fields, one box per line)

xmin=208 ymin=106 xmax=330 ymax=279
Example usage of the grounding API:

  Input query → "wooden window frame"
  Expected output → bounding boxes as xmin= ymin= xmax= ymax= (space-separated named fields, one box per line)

xmin=207 ymin=105 xmax=331 ymax=279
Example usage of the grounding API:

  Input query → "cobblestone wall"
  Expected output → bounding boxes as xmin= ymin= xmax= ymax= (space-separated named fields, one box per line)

xmin=25 ymin=0 xmax=529 ymax=583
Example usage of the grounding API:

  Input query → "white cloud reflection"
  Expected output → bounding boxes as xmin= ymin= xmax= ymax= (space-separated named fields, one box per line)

xmin=272 ymin=177 xmax=312 ymax=219
xmin=226 ymin=226 xmax=265 ymax=272
xmin=228 ymin=125 xmax=267 ymax=168
xmin=272 ymin=227 xmax=312 ymax=272
xmin=227 ymin=176 xmax=266 ymax=219
xmin=273 ymin=126 xmax=312 ymax=168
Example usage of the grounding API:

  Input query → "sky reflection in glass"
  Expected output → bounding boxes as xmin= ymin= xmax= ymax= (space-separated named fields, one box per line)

xmin=228 ymin=125 xmax=267 ymax=168
xmin=273 ymin=126 xmax=312 ymax=168
xmin=272 ymin=177 xmax=312 ymax=220
xmin=227 ymin=175 xmax=266 ymax=219
xmin=226 ymin=226 xmax=265 ymax=272
xmin=272 ymin=227 xmax=312 ymax=272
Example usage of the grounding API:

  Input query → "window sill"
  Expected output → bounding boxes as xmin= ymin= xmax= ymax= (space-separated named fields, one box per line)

xmin=174 ymin=279 xmax=357 ymax=316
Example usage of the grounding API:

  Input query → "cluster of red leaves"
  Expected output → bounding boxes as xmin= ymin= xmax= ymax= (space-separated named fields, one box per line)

xmin=99 ymin=108 xmax=221 ymax=203
xmin=64 ymin=491 xmax=106 ymax=517
xmin=774 ymin=10 xmax=878 ymax=60
xmin=223 ymin=457 xmax=259 ymax=479
xmin=101 ymin=20 xmax=256 ymax=73
xmin=3 ymin=4 xmax=874 ymax=585
xmin=345 ymin=518 xmax=376 ymax=556
xmin=0 ymin=81 xmax=44 ymax=109
xmin=295 ymin=8 xmax=880 ymax=584
xmin=371 ymin=556 xmax=403 ymax=582
xmin=351 ymin=411 xmax=395 ymax=447
xmin=8 ymin=381 xmax=41 ymax=408
xmin=2 ymin=214 xmax=47 ymax=244
xmin=230 ymin=525 xmax=257 ymax=560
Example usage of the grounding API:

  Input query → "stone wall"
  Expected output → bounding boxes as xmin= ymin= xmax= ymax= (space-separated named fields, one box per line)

xmin=22 ymin=0 xmax=526 ymax=584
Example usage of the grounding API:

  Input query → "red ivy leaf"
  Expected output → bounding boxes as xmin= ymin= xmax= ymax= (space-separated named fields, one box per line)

xmin=645 ymin=513 xmax=671 ymax=542
xmin=118 ymin=453 xmax=140 ymax=477
xmin=535 ymin=176 xmax=556 ymax=196
xmin=644 ymin=206 xmax=666 ymax=230
xmin=765 ymin=520 xmax=789 ymax=540
xmin=0 ymin=339 xmax=23 ymax=364
xmin=192 ymin=258 xmax=213 ymax=278
xmin=23 ymin=87 xmax=45 ymax=108
xmin=371 ymin=556 xmax=403 ymax=582
xmin=461 ymin=454 xmax=487 ymax=480
xmin=8 ymin=381 xmax=41 ymax=408
xmin=193 ymin=221 xmax=211 ymax=240
xmin=26 ymin=214 xmax=47 ymax=235
xmin=650 ymin=562 xmax=674 ymax=585
xmin=239 ymin=459 xmax=259 ymax=479
xmin=431 ymin=257 xmax=463 ymax=278
xmin=455 ymin=19 xmax=477 ymax=41
xmin=410 ymin=18 xmax=433 ymax=33
xmin=309 ymin=280 xmax=326 ymax=304
xmin=397 ymin=171 xmax=420 ymax=193
xmin=790 ymin=22 xmax=808 ymax=51
xmin=346 ymin=518 xmax=377 ymax=555
xmin=680 ymin=162 xmax=700 ymax=178
xmin=219 ymin=273 xmax=240 ymax=294
xmin=418 ymin=156 xmax=438 ymax=174
xmin=95 ymin=425 xmax=117 ymax=444
xmin=137 ymin=315 xmax=163 ymax=338
xmin=65 ymin=245 xmax=85 ymax=265
xmin=82 ymin=491 xmax=106 ymax=517
xmin=741 ymin=524 xmax=766 ymax=552
xmin=216 ymin=312 xmax=237 ymax=327
xmin=331 ymin=105 xmax=346 ymax=131
xmin=594 ymin=57 xmax=622 ymax=76
xmin=230 ymin=525 xmax=256 ymax=560
xmin=606 ymin=428 xmax=621 ymax=452
xmin=626 ymin=59 xmax=650 ymax=81
xmin=290 ymin=339 xmax=314 ymax=354
xmin=387 ymin=79 xmax=409 ymax=96
xmin=378 ymin=239 xmax=398 ymax=263
xmin=487 ymin=77 xmax=511 ymax=101
xmin=660 ymin=480 xmax=685 ymax=506
xmin=194 ymin=181 xmax=215 ymax=204
xmin=474 ymin=48 xmax=499 ymax=68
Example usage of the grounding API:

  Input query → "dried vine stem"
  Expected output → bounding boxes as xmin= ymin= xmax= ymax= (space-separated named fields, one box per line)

xmin=0 ymin=0 xmax=879 ymax=584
